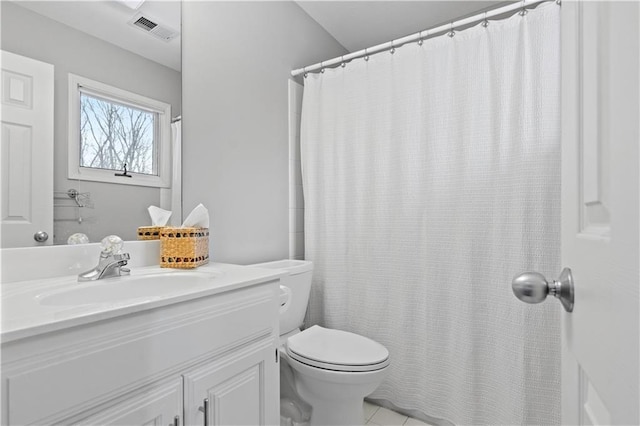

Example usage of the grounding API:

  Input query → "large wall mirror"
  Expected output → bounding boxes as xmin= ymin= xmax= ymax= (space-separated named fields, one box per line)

xmin=1 ymin=0 xmax=181 ymax=247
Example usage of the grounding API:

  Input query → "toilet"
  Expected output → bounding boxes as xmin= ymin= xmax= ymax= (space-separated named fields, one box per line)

xmin=250 ymin=260 xmax=390 ymax=426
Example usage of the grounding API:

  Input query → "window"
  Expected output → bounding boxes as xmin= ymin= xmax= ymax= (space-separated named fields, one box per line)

xmin=68 ymin=74 xmax=171 ymax=187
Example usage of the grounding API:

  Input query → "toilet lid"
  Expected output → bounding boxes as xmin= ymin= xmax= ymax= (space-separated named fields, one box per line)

xmin=286 ymin=325 xmax=390 ymax=372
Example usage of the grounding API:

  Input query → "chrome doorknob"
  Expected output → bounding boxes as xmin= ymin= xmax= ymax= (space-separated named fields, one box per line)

xmin=512 ymin=268 xmax=574 ymax=312
xmin=33 ymin=231 xmax=49 ymax=242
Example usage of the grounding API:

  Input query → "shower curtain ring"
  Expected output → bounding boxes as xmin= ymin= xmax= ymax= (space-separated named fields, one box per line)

xmin=364 ymin=48 xmax=369 ymax=62
xmin=482 ymin=12 xmax=489 ymax=27
xmin=390 ymin=40 xmax=395 ymax=54
xmin=320 ymin=62 xmax=325 ymax=73
xmin=448 ymin=22 xmax=456 ymax=38
xmin=303 ymin=67 xmax=308 ymax=78
xmin=519 ymin=0 xmax=528 ymax=16
xmin=341 ymin=56 xmax=346 ymax=68
xmin=417 ymin=31 xmax=424 ymax=46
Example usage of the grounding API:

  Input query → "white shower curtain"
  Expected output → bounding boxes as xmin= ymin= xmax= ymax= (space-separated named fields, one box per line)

xmin=301 ymin=3 xmax=560 ymax=425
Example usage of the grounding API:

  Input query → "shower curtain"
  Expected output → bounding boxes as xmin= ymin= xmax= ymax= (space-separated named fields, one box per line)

xmin=300 ymin=3 xmax=560 ymax=425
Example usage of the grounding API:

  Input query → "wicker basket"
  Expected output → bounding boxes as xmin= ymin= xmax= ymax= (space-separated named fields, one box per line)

xmin=160 ymin=227 xmax=209 ymax=269
xmin=137 ymin=226 xmax=164 ymax=240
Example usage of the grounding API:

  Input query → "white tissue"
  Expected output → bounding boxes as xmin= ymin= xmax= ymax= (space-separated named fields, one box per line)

xmin=182 ymin=203 xmax=209 ymax=228
xmin=148 ymin=205 xmax=172 ymax=226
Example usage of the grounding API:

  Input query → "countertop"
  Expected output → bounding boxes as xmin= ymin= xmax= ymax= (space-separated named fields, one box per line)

xmin=1 ymin=263 xmax=285 ymax=343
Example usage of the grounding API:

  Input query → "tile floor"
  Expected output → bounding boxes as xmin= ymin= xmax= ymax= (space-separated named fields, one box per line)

xmin=364 ymin=401 xmax=431 ymax=426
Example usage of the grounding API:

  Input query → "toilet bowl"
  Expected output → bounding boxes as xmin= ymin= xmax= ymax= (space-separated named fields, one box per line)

xmin=249 ymin=260 xmax=390 ymax=426
xmin=285 ymin=325 xmax=390 ymax=425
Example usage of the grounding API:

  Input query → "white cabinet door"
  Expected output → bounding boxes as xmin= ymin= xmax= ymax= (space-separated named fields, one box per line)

xmin=1 ymin=50 xmax=54 ymax=247
xmin=560 ymin=1 xmax=639 ymax=424
xmin=73 ymin=379 xmax=183 ymax=426
xmin=183 ymin=340 xmax=278 ymax=426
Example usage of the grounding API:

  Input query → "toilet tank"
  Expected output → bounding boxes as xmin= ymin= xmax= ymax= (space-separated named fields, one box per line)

xmin=248 ymin=260 xmax=313 ymax=336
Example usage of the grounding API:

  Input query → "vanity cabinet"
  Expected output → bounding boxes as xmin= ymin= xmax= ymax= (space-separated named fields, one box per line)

xmin=1 ymin=279 xmax=280 ymax=426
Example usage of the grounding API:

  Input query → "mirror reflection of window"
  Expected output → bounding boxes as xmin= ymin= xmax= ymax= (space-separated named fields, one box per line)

xmin=68 ymin=74 xmax=172 ymax=189
xmin=79 ymin=92 xmax=158 ymax=176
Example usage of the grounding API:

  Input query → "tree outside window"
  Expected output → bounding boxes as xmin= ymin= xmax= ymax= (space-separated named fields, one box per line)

xmin=80 ymin=93 xmax=157 ymax=175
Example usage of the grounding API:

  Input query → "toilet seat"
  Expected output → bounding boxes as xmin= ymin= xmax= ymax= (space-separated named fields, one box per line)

xmin=286 ymin=325 xmax=390 ymax=372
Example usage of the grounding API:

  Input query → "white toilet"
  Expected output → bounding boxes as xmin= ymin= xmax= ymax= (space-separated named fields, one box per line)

xmin=251 ymin=260 xmax=390 ymax=426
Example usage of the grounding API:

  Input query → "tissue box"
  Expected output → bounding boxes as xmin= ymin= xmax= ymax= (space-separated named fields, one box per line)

xmin=137 ymin=226 xmax=164 ymax=240
xmin=160 ymin=227 xmax=209 ymax=269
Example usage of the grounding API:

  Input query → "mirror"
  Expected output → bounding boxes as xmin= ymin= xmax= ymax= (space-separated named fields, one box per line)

xmin=1 ymin=0 xmax=181 ymax=246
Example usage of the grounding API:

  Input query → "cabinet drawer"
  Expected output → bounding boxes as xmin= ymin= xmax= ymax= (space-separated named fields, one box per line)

xmin=3 ymin=283 xmax=278 ymax=425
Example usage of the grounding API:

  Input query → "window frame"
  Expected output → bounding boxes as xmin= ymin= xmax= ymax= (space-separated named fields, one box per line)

xmin=68 ymin=73 xmax=171 ymax=188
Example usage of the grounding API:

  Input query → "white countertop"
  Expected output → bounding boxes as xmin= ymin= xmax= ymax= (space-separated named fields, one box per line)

xmin=1 ymin=263 xmax=285 ymax=344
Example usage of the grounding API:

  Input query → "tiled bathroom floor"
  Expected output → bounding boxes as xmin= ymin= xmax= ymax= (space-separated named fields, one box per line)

xmin=364 ymin=401 xmax=432 ymax=426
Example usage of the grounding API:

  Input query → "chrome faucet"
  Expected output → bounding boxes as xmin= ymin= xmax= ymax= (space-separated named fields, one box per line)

xmin=78 ymin=251 xmax=131 ymax=282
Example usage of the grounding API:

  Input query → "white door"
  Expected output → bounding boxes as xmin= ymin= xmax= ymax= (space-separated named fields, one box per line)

xmin=560 ymin=1 xmax=639 ymax=424
xmin=1 ymin=50 xmax=54 ymax=247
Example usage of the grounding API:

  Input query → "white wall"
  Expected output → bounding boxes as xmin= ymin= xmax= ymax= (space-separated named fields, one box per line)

xmin=1 ymin=2 xmax=181 ymax=244
xmin=182 ymin=1 xmax=346 ymax=264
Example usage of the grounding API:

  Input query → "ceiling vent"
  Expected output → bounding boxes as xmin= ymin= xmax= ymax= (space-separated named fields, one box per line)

xmin=128 ymin=13 xmax=179 ymax=42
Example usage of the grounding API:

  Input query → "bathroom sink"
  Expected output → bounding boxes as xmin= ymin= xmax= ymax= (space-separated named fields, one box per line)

xmin=36 ymin=271 xmax=222 ymax=306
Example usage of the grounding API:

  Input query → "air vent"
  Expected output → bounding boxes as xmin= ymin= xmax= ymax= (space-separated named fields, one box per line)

xmin=133 ymin=16 xmax=157 ymax=31
xmin=128 ymin=13 xmax=179 ymax=42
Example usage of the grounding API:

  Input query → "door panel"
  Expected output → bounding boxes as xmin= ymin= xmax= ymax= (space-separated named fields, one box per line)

xmin=1 ymin=50 xmax=54 ymax=247
xmin=183 ymin=340 xmax=278 ymax=426
xmin=561 ymin=2 xmax=639 ymax=424
xmin=73 ymin=379 xmax=183 ymax=426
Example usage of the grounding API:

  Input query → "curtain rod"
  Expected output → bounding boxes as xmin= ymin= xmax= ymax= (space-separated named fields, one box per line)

xmin=291 ymin=0 xmax=556 ymax=77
